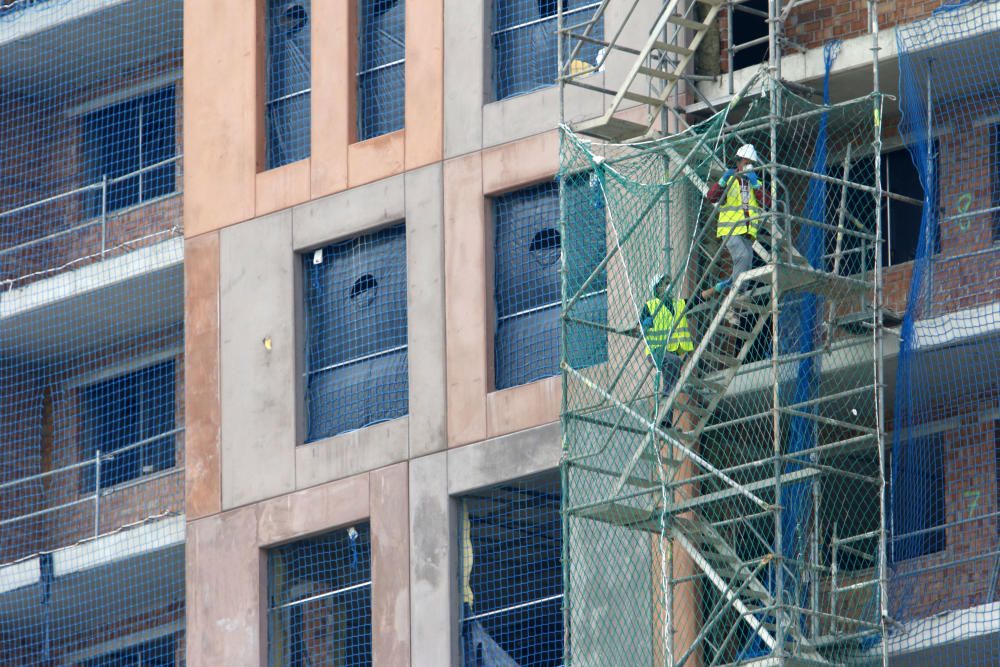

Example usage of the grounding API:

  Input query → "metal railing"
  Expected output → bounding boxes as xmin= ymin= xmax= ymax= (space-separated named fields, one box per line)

xmin=0 ymin=155 xmax=183 ymax=263
xmin=0 ymin=427 xmax=185 ymax=548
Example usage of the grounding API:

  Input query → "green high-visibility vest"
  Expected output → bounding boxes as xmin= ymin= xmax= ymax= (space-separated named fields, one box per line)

xmin=644 ymin=297 xmax=694 ymax=357
xmin=717 ymin=176 xmax=761 ymax=239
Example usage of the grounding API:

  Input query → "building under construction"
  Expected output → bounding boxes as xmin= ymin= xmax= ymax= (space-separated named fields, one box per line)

xmin=0 ymin=0 xmax=997 ymax=665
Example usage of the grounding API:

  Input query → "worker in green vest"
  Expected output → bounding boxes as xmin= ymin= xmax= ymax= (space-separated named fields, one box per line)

xmin=637 ymin=273 xmax=698 ymax=397
xmin=707 ymin=143 xmax=770 ymax=293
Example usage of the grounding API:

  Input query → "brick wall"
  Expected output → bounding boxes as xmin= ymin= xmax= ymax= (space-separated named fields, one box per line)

xmin=0 ymin=324 xmax=184 ymax=564
xmin=0 ymin=70 xmax=184 ymax=289
xmin=717 ymin=0 xmax=940 ymax=74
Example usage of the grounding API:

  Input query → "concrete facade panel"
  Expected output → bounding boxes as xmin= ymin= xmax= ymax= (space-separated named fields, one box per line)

xmin=443 ymin=153 xmax=489 ymax=446
xmin=404 ymin=0 xmax=445 ymax=170
xmin=448 ymin=421 xmax=562 ymax=495
xmin=292 ymin=174 xmax=406 ymax=251
xmin=442 ymin=0 xmax=485 ymax=158
xmin=183 ymin=0 xmax=257 ymax=236
xmin=408 ymin=452 xmax=456 ymax=667
xmin=481 ymin=84 xmax=604 ymax=149
xmin=255 ymin=158 xmax=312 ymax=218
xmin=294 ymin=417 xmax=409 ymax=489
xmin=256 ymin=472 xmax=370 ymax=546
xmin=371 ymin=463 xmax=411 ymax=667
xmin=219 ymin=211 xmax=297 ymax=509
xmin=184 ymin=232 xmax=222 ymax=519
xmin=485 ymin=375 xmax=561 ymax=439
xmin=185 ymin=507 xmax=260 ymax=667
xmin=310 ymin=0 xmax=351 ymax=198
xmin=481 ymin=130 xmax=560 ymax=195
xmin=349 ymin=131 xmax=406 ymax=189
xmin=404 ymin=165 xmax=448 ymax=456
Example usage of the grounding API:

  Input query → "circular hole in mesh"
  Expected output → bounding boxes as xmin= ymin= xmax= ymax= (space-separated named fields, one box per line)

xmin=280 ymin=3 xmax=309 ymax=33
xmin=350 ymin=273 xmax=379 ymax=307
xmin=529 ymin=227 xmax=561 ymax=266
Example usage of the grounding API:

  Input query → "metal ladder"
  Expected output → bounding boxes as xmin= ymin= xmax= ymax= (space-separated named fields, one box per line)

xmin=560 ymin=0 xmax=724 ymax=142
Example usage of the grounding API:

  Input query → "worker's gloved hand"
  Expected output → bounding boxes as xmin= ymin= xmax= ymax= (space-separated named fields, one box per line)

xmin=745 ymin=170 xmax=760 ymax=187
xmin=714 ymin=278 xmax=733 ymax=294
xmin=719 ymin=168 xmax=735 ymax=186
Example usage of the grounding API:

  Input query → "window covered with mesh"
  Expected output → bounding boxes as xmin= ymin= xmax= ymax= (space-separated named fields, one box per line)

xmin=493 ymin=175 xmax=607 ymax=390
xmin=267 ymin=525 xmax=373 ymax=667
xmin=491 ymin=0 xmax=603 ymax=101
xmin=81 ymin=86 xmax=177 ymax=216
xmin=303 ymin=224 xmax=408 ymax=441
xmin=357 ymin=0 xmax=405 ymax=141
xmin=80 ymin=360 xmax=177 ymax=491
xmin=890 ymin=432 xmax=946 ymax=561
xmin=266 ymin=0 xmax=312 ymax=168
xmin=459 ymin=473 xmax=563 ymax=667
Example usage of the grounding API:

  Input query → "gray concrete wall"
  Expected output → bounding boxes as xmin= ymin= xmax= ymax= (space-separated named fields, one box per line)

xmin=218 ymin=168 xmax=447 ymax=509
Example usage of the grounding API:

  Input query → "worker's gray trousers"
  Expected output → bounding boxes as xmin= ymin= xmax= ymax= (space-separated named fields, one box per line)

xmin=725 ymin=234 xmax=754 ymax=289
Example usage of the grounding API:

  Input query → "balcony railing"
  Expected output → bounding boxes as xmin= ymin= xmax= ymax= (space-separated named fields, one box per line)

xmin=0 ymin=427 xmax=185 ymax=565
xmin=0 ymin=155 xmax=183 ymax=289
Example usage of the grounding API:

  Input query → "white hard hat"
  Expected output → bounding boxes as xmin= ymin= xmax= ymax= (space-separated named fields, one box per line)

xmin=650 ymin=273 xmax=667 ymax=295
xmin=736 ymin=144 xmax=760 ymax=163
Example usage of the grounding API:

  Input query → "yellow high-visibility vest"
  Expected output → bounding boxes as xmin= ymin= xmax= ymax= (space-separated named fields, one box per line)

xmin=717 ymin=176 xmax=762 ymax=239
xmin=644 ymin=297 xmax=694 ymax=357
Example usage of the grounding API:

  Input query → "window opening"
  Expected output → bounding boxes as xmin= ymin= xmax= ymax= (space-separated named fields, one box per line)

xmin=493 ymin=177 xmax=607 ymax=390
xmin=891 ymin=431 xmax=946 ymax=561
xmin=459 ymin=473 xmax=563 ymax=667
xmin=357 ymin=0 xmax=405 ymax=141
xmin=731 ymin=0 xmax=768 ymax=70
xmin=81 ymin=86 xmax=177 ymax=216
xmin=267 ymin=525 xmax=373 ymax=667
xmin=302 ymin=224 xmax=409 ymax=440
xmin=491 ymin=0 xmax=603 ymax=101
xmin=81 ymin=360 xmax=176 ymax=490
xmin=266 ymin=0 xmax=312 ymax=168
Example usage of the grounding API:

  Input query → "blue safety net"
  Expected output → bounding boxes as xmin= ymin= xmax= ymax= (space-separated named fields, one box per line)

xmin=358 ymin=0 xmax=405 ymax=141
xmin=303 ymin=223 xmax=409 ymax=441
xmin=266 ymin=0 xmax=312 ymax=168
xmin=891 ymin=1 xmax=1000 ymax=663
xmin=493 ymin=176 xmax=607 ymax=390
xmin=267 ymin=524 xmax=373 ymax=666
xmin=0 ymin=0 xmax=184 ymax=664
xmin=459 ymin=473 xmax=563 ymax=667
xmin=492 ymin=0 xmax=603 ymax=101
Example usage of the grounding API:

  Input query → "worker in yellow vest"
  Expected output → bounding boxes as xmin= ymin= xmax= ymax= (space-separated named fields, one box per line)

xmin=706 ymin=143 xmax=770 ymax=293
xmin=637 ymin=274 xmax=699 ymax=397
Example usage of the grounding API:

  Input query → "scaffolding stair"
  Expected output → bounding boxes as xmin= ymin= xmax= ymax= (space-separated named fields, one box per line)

xmin=565 ymin=502 xmax=828 ymax=663
xmin=672 ymin=515 xmax=829 ymax=664
xmin=561 ymin=0 xmax=724 ymax=141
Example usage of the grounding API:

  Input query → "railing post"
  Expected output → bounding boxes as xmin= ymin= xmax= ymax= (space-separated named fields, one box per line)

xmin=831 ymin=521 xmax=839 ymax=634
xmin=100 ymin=174 xmax=108 ymax=258
xmin=94 ymin=449 xmax=101 ymax=537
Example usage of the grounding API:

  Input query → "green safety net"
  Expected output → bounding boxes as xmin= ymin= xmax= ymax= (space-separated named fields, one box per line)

xmin=559 ymin=74 xmax=888 ymax=665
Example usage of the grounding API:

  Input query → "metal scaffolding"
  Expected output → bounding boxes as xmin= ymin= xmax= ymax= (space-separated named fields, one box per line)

xmin=557 ymin=1 xmax=887 ymax=664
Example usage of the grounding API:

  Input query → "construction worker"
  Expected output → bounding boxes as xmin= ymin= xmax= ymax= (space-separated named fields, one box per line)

xmin=706 ymin=143 xmax=770 ymax=293
xmin=636 ymin=274 xmax=698 ymax=396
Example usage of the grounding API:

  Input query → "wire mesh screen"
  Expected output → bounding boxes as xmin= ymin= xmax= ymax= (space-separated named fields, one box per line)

xmin=265 ymin=0 xmax=312 ymax=168
xmin=459 ymin=472 xmax=563 ymax=667
xmin=303 ymin=223 xmax=409 ymax=441
xmin=492 ymin=0 xmax=603 ymax=101
xmin=267 ymin=524 xmax=373 ymax=667
xmin=493 ymin=178 xmax=607 ymax=390
xmin=560 ymin=63 xmax=886 ymax=664
xmin=889 ymin=2 xmax=1000 ymax=664
xmin=357 ymin=0 xmax=405 ymax=141
xmin=0 ymin=0 xmax=185 ymax=662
